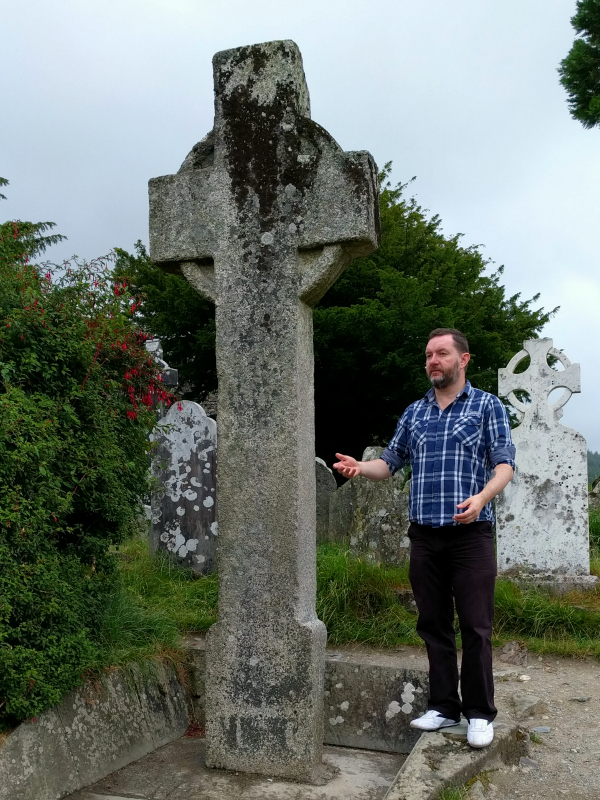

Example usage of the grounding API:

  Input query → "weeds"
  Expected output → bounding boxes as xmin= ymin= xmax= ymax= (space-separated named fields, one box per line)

xmin=437 ymin=787 xmax=468 ymax=800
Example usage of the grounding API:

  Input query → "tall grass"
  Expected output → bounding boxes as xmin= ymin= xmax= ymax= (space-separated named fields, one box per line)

xmin=96 ymin=587 xmax=181 ymax=666
xmin=316 ymin=544 xmax=420 ymax=647
xmin=117 ymin=538 xmax=218 ymax=633
xmin=110 ymin=538 xmax=600 ymax=661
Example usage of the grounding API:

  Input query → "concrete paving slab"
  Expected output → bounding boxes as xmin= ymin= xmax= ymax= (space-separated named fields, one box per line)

xmin=68 ymin=736 xmax=406 ymax=800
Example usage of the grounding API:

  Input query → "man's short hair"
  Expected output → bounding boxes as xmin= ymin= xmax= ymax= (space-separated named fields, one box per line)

xmin=428 ymin=328 xmax=469 ymax=354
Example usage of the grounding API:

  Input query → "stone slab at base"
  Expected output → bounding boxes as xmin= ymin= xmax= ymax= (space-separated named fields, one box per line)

xmin=498 ymin=571 xmax=599 ymax=595
xmin=384 ymin=715 xmax=528 ymax=800
xmin=68 ymin=737 xmax=406 ymax=800
xmin=185 ymin=638 xmax=429 ymax=755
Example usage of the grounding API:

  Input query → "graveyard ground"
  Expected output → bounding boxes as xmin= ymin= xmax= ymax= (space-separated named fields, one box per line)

xmin=113 ymin=510 xmax=600 ymax=661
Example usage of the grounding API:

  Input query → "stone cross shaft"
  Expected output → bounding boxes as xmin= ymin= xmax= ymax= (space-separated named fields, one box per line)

xmin=149 ymin=40 xmax=379 ymax=781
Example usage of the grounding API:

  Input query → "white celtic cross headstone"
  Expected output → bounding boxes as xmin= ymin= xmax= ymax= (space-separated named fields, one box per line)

xmin=496 ymin=338 xmax=597 ymax=589
xmin=148 ymin=40 xmax=379 ymax=780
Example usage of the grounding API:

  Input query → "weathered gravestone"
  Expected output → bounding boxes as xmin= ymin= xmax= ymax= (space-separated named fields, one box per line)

xmin=315 ymin=457 xmax=337 ymax=542
xmin=150 ymin=401 xmax=218 ymax=575
xmin=328 ymin=446 xmax=410 ymax=564
xmin=496 ymin=338 xmax=597 ymax=589
xmin=149 ymin=40 xmax=379 ymax=781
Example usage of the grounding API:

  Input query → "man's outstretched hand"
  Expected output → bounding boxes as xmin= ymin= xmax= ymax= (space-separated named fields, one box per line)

xmin=333 ymin=453 xmax=362 ymax=479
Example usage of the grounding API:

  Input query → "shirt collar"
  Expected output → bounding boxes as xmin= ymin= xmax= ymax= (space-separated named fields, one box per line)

xmin=424 ymin=379 xmax=472 ymax=405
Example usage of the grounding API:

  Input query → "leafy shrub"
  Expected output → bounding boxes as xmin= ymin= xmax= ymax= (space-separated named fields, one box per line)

xmin=0 ymin=183 xmax=173 ymax=728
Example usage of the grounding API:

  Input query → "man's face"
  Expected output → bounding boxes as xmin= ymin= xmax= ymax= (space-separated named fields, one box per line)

xmin=425 ymin=335 xmax=470 ymax=389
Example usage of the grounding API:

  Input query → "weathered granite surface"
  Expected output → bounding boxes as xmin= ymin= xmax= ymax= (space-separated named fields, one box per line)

xmin=185 ymin=637 xmax=428 ymax=755
xmin=329 ymin=447 xmax=410 ymax=564
xmin=496 ymin=338 xmax=596 ymax=588
xmin=149 ymin=40 xmax=379 ymax=780
xmin=150 ymin=401 xmax=217 ymax=575
xmin=0 ymin=662 xmax=189 ymax=800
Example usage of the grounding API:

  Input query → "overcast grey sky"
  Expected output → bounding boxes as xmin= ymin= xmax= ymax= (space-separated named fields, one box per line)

xmin=3 ymin=0 xmax=599 ymax=448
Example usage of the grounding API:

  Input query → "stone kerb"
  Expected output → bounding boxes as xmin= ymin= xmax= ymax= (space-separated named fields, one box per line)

xmin=329 ymin=447 xmax=410 ymax=565
xmin=149 ymin=39 xmax=380 ymax=781
xmin=150 ymin=401 xmax=218 ymax=575
xmin=496 ymin=338 xmax=597 ymax=590
xmin=0 ymin=662 xmax=189 ymax=800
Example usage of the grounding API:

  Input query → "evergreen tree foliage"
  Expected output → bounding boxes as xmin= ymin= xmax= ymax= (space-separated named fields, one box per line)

xmin=559 ymin=0 xmax=600 ymax=128
xmin=588 ymin=450 xmax=600 ymax=483
xmin=117 ymin=169 xmax=554 ymax=467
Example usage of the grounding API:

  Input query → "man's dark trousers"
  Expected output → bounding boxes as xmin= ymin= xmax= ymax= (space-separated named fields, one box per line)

xmin=408 ymin=520 xmax=497 ymax=722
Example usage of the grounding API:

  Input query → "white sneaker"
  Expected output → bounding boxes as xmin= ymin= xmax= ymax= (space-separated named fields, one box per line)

xmin=467 ymin=718 xmax=494 ymax=748
xmin=410 ymin=710 xmax=460 ymax=731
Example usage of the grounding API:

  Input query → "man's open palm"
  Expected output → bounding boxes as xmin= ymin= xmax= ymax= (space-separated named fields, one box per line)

xmin=333 ymin=453 xmax=361 ymax=478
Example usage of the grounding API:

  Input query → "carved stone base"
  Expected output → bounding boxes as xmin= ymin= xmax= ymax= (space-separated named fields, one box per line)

xmin=498 ymin=569 xmax=599 ymax=595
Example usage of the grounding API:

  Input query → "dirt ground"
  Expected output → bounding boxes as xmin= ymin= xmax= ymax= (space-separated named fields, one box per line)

xmin=487 ymin=651 xmax=600 ymax=800
xmin=384 ymin=644 xmax=600 ymax=799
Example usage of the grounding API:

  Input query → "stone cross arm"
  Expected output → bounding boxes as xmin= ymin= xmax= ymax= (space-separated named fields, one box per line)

xmin=498 ymin=337 xmax=580 ymax=424
xmin=149 ymin=40 xmax=380 ymax=306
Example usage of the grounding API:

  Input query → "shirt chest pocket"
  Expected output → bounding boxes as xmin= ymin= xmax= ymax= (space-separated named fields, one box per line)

xmin=452 ymin=414 xmax=483 ymax=448
xmin=409 ymin=419 xmax=428 ymax=449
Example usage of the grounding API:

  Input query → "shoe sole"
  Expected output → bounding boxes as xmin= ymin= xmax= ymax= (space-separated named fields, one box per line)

xmin=410 ymin=719 xmax=460 ymax=731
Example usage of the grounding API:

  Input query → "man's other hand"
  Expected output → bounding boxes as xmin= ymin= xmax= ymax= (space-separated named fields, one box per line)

xmin=453 ymin=494 xmax=486 ymax=524
xmin=333 ymin=453 xmax=362 ymax=478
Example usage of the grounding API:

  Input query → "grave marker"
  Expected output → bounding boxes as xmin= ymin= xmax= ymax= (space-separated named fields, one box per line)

xmin=150 ymin=401 xmax=217 ymax=575
xmin=496 ymin=338 xmax=597 ymax=589
xmin=149 ymin=40 xmax=379 ymax=780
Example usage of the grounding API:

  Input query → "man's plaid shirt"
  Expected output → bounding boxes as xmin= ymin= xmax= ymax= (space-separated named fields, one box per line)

xmin=380 ymin=381 xmax=515 ymax=528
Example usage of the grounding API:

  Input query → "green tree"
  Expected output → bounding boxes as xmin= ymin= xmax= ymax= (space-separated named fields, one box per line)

xmin=117 ymin=170 xmax=554 ymax=468
xmin=0 ymin=180 xmax=171 ymax=728
xmin=559 ymin=0 xmax=600 ymax=128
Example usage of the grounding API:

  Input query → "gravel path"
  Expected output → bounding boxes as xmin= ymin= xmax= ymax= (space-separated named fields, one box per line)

xmin=330 ymin=643 xmax=600 ymax=798
xmin=486 ymin=652 xmax=600 ymax=800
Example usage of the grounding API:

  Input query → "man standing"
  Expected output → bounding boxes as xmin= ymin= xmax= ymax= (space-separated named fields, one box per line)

xmin=333 ymin=328 xmax=515 ymax=749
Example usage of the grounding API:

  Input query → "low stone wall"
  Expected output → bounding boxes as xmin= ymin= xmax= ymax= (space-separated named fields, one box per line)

xmin=0 ymin=661 xmax=190 ymax=800
xmin=185 ymin=637 xmax=428 ymax=755
xmin=0 ymin=642 xmax=430 ymax=800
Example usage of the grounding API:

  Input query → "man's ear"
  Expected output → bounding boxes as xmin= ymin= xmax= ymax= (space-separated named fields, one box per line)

xmin=461 ymin=352 xmax=471 ymax=370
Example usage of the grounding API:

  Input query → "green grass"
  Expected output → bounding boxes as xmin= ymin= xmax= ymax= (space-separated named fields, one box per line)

xmin=316 ymin=544 xmax=420 ymax=647
xmin=110 ymin=530 xmax=600 ymax=663
xmin=117 ymin=538 xmax=218 ymax=634
xmin=437 ymin=787 xmax=467 ymax=800
xmin=96 ymin=585 xmax=182 ymax=666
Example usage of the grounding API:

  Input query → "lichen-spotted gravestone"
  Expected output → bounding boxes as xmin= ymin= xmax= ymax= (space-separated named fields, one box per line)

xmin=149 ymin=40 xmax=379 ymax=781
xmin=496 ymin=338 xmax=597 ymax=588
xmin=150 ymin=401 xmax=217 ymax=575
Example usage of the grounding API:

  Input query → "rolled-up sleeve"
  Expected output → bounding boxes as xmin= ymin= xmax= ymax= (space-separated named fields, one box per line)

xmin=485 ymin=397 xmax=516 ymax=469
xmin=381 ymin=410 xmax=411 ymax=476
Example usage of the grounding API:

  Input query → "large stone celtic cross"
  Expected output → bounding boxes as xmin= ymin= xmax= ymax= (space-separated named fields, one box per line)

xmin=498 ymin=337 xmax=580 ymax=426
xmin=149 ymin=40 xmax=379 ymax=781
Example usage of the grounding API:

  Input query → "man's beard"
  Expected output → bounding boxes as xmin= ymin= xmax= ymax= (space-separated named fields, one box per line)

xmin=428 ymin=358 xmax=461 ymax=389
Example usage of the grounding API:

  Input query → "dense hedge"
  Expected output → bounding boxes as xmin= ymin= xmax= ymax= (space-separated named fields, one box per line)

xmin=0 ymin=188 xmax=172 ymax=728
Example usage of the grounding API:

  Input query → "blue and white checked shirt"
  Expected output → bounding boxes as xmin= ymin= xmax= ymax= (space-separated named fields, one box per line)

xmin=380 ymin=381 xmax=515 ymax=527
